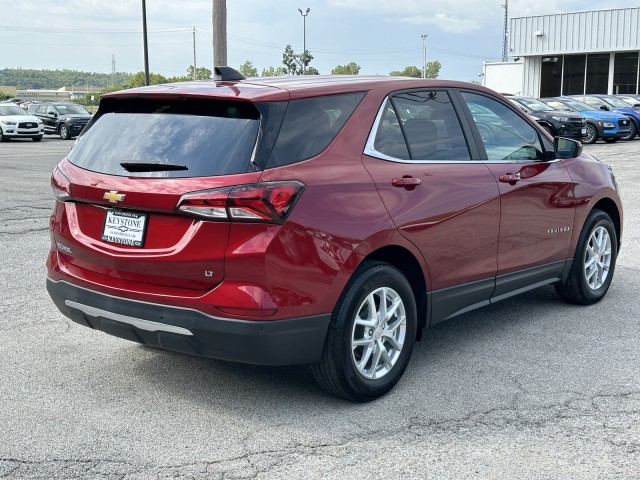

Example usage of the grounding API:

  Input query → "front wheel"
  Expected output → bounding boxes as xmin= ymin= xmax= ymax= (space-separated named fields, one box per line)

xmin=555 ymin=210 xmax=617 ymax=305
xmin=583 ymin=124 xmax=598 ymax=144
xmin=620 ymin=121 xmax=637 ymax=141
xmin=32 ymin=136 xmax=43 ymax=142
xmin=59 ymin=124 xmax=71 ymax=140
xmin=312 ymin=261 xmax=417 ymax=402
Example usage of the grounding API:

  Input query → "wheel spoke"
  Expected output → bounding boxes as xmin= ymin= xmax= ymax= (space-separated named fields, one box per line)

xmin=352 ymin=337 xmax=373 ymax=347
xmin=357 ymin=344 xmax=374 ymax=372
xmin=350 ymin=285 xmax=408 ymax=380
xmin=382 ymin=332 xmax=401 ymax=351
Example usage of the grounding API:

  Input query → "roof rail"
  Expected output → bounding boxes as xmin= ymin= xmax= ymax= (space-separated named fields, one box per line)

xmin=213 ymin=66 xmax=246 ymax=82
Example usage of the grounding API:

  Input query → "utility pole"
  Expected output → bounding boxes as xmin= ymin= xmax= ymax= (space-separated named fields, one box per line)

xmin=212 ymin=0 xmax=227 ymax=67
xmin=193 ymin=27 xmax=197 ymax=80
xmin=298 ymin=8 xmax=310 ymax=75
xmin=502 ymin=0 xmax=508 ymax=62
xmin=421 ymin=34 xmax=428 ymax=78
xmin=141 ymin=0 xmax=150 ymax=85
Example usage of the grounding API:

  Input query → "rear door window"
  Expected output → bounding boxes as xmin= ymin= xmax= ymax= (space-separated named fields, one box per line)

xmin=368 ymin=90 xmax=471 ymax=161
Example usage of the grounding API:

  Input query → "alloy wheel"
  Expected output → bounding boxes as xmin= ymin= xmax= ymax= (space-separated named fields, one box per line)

xmin=584 ymin=225 xmax=612 ymax=291
xmin=351 ymin=287 xmax=407 ymax=380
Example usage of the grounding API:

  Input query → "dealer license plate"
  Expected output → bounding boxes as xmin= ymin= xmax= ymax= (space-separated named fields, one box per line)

xmin=102 ymin=209 xmax=148 ymax=247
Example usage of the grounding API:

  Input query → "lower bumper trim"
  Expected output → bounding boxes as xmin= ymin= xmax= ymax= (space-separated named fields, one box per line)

xmin=65 ymin=300 xmax=194 ymax=336
xmin=47 ymin=278 xmax=331 ymax=366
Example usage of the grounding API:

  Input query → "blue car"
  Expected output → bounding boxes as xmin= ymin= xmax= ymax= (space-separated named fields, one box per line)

xmin=541 ymin=97 xmax=632 ymax=144
xmin=571 ymin=94 xmax=640 ymax=140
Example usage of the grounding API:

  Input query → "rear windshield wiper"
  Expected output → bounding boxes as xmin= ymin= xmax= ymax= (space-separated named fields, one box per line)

xmin=120 ymin=161 xmax=188 ymax=172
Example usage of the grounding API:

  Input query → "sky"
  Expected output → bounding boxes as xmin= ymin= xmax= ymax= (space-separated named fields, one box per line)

xmin=0 ymin=1 xmax=635 ymax=83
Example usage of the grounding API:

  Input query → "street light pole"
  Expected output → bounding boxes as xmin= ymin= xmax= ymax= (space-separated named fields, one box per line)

xmin=142 ymin=0 xmax=150 ymax=86
xmin=421 ymin=34 xmax=428 ymax=79
xmin=298 ymin=8 xmax=310 ymax=75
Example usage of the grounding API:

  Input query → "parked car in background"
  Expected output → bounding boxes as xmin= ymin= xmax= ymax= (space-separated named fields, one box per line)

xmin=613 ymin=94 xmax=640 ymax=107
xmin=47 ymin=69 xmax=623 ymax=401
xmin=0 ymin=103 xmax=44 ymax=142
xmin=541 ymin=97 xmax=631 ymax=144
xmin=32 ymin=102 xmax=92 ymax=139
xmin=572 ymin=94 xmax=640 ymax=140
xmin=508 ymin=96 xmax=587 ymax=140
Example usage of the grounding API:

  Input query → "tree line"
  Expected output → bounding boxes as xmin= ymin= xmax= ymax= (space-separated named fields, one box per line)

xmin=0 ymin=45 xmax=442 ymax=104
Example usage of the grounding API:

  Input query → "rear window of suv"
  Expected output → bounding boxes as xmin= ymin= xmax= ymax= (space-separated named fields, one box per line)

xmin=68 ymin=97 xmax=263 ymax=178
xmin=68 ymin=92 xmax=365 ymax=178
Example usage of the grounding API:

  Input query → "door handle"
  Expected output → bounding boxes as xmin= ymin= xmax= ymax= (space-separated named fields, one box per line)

xmin=392 ymin=176 xmax=422 ymax=190
xmin=498 ymin=173 xmax=520 ymax=185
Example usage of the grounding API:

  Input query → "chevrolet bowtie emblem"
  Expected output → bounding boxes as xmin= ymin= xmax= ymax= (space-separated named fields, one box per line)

xmin=103 ymin=191 xmax=126 ymax=203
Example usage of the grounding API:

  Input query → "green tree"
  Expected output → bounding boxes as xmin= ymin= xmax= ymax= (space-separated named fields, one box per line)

xmin=127 ymin=72 xmax=169 ymax=88
xmin=282 ymin=44 xmax=315 ymax=75
xmin=238 ymin=61 xmax=258 ymax=78
xmin=331 ymin=62 xmax=361 ymax=75
xmin=186 ymin=66 xmax=212 ymax=80
xmin=261 ymin=66 xmax=288 ymax=77
xmin=389 ymin=66 xmax=422 ymax=78
xmin=389 ymin=61 xmax=441 ymax=79
xmin=424 ymin=60 xmax=442 ymax=79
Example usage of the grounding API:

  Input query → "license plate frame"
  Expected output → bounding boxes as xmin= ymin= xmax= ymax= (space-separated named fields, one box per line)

xmin=102 ymin=209 xmax=148 ymax=248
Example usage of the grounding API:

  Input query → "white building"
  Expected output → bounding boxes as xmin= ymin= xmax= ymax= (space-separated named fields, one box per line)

xmin=484 ymin=7 xmax=640 ymax=97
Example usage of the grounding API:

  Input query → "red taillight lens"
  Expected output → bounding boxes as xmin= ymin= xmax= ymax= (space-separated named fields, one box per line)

xmin=51 ymin=167 xmax=72 ymax=201
xmin=177 ymin=181 xmax=304 ymax=223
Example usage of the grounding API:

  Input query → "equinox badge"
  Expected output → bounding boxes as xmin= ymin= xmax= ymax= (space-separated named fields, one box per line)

xmin=103 ymin=191 xmax=126 ymax=203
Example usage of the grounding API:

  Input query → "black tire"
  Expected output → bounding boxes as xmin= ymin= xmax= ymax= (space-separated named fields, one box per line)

xmin=583 ymin=124 xmax=598 ymax=144
xmin=32 ymin=136 xmax=43 ymax=142
xmin=603 ymin=138 xmax=617 ymax=144
xmin=59 ymin=124 xmax=71 ymax=140
xmin=0 ymin=128 xmax=7 ymax=142
xmin=620 ymin=120 xmax=637 ymax=141
xmin=555 ymin=210 xmax=617 ymax=305
xmin=312 ymin=261 xmax=417 ymax=402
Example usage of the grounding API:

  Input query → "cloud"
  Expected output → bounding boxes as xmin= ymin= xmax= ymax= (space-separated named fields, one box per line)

xmin=399 ymin=13 xmax=483 ymax=34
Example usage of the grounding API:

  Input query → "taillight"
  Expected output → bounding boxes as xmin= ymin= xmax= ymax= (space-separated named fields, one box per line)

xmin=177 ymin=181 xmax=305 ymax=223
xmin=51 ymin=167 xmax=72 ymax=201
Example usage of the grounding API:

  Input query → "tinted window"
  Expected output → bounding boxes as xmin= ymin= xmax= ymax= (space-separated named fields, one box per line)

xmin=0 ymin=105 xmax=26 ymax=116
xmin=461 ymin=92 xmax=544 ymax=161
xmin=267 ymin=92 xmax=365 ymax=167
xmin=54 ymin=104 xmax=90 ymax=115
xmin=68 ymin=98 xmax=260 ymax=178
xmin=372 ymin=99 xmax=410 ymax=160
xmin=372 ymin=90 xmax=470 ymax=161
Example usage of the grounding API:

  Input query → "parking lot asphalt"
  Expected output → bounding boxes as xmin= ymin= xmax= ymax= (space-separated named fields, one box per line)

xmin=0 ymin=136 xmax=638 ymax=479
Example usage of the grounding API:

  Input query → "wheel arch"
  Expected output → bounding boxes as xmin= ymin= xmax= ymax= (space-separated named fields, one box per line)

xmin=364 ymin=245 xmax=428 ymax=338
xmin=592 ymin=197 xmax=622 ymax=251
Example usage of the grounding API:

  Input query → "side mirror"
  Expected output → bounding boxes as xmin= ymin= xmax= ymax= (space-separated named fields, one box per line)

xmin=554 ymin=137 xmax=582 ymax=159
xmin=600 ymin=105 xmax=610 ymax=111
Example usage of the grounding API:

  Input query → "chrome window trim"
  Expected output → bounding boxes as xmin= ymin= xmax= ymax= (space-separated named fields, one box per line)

xmin=364 ymin=93 xmax=561 ymax=165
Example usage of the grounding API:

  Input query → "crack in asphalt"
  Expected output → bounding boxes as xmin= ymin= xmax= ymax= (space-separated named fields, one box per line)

xmin=1 ymin=390 xmax=638 ymax=478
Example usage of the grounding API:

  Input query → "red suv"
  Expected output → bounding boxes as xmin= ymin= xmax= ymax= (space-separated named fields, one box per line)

xmin=47 ymin=68 xmax=622 ymax=401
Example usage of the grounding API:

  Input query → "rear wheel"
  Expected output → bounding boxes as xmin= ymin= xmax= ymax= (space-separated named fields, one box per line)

xmin=583 ymin=124 xmax=598 ymax=144
xmin=312 ymin=261 xmax=417 ymax=402
xmin=603 ymin=138 xmax=617 ymax=143
xmin=555 ymin=210 xmax=617 ymax=305
xmin=620 ymin=120 xmax=637 ymax=141
xmin=59 ymin=124 xmax=71 ymax=140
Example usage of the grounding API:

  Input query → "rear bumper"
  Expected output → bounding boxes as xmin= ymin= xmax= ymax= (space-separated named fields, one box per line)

xmin=47 ymin=278 xmax=331 ymax=366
